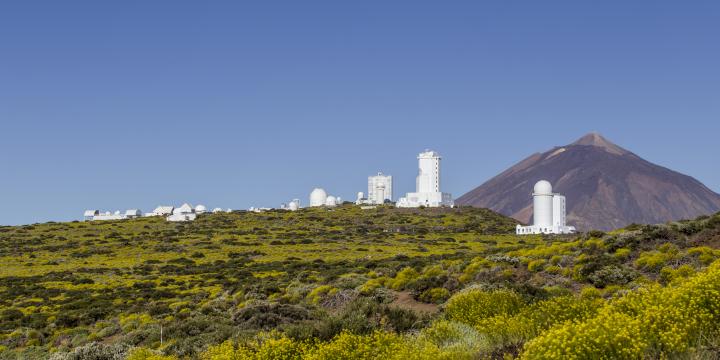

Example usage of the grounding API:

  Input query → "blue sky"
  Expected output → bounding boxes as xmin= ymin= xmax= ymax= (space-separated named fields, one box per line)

xmin=1 ymin=1 xmax=719 ymax=225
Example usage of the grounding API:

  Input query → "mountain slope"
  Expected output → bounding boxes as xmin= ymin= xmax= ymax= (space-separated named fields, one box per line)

xmin=456 ymin=133 xmax=720 ymax=230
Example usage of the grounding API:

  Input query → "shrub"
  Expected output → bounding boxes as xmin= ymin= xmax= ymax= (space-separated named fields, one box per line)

xmin=419 ymin=288 xmax=450 ymax=304
xmin=445 ymin=288 xmax=524 ymax=327
xmin=126 ymin=348 xmax=178 ymax=360
xmin=527 ymin=259 xmax=546 ymax=272
xmin=389 ymin=267 xmax=420 ymax=290
xmin=47 ymin=342 xmax=132 ymax=360
xmin=306 ymin=285 xmax=338 ymax=305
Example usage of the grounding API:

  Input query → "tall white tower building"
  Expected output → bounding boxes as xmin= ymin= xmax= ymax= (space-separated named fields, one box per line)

xmin=533 ymin=180 xmax=554 ymax=228
xmin=397 ymin=150 xmax=454 ymax=208
xmin=368 ymin=172 xmax=393 ymax=204
xmin=517 ymin=180 xmax=575 ymax=235
xmin=416 ymin=151 xmax=440 ymax=193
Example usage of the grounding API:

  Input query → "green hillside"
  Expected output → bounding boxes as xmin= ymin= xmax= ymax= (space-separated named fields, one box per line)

xmin=1 ymin=206 xmax=720 ymax=359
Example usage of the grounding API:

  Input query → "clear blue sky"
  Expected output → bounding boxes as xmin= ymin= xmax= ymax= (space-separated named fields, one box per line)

xmin=1 ymin=1 xmax=719 ymax=225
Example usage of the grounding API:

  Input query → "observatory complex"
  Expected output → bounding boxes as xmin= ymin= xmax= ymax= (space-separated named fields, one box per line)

xmin=309 ymin=188 xmax=341 ymax=207
xmin=516 ymin=180 xmax=576 ymax=235
xmin=397 ymin=150 xmax=454 ymax=208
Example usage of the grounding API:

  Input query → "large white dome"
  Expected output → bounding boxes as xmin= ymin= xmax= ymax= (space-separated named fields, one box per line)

xmin=325 ymin=196 xmax=337 ymax=207
xmin=310 ymin=188 xmax=328 ymax=207
xmin=533 ymin=180 xmax=553 ymax=195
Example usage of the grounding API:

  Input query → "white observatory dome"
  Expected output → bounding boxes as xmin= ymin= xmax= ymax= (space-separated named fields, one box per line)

xmin=310 ymin=188 xmax=328 ymax=207
xmin=195 ymin=204 xmax=207 ymax=214
xmin=212 ymin=207 xmax=223 ymax=213
xmin=288 ymin=201 xmax=299 ymax=211
xmin=533 ymin=180 xmax=553 ymax=195
xmin=325 ymin=196 xmax=337 ymax=207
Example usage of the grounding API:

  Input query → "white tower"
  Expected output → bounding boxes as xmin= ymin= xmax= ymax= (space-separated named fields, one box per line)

xmin=368 ymin=172 xmax=393 ymax=204
xmin=552 ymin=194 xmax=566 ymax=228
xmin=416 ymin=150 xmax=440 ymax=193
xmin=533 ymin=180 xmax=553 ymax=229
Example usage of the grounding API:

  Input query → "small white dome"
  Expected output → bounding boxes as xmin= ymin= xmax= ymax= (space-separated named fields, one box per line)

xmin=534 ymin=180 xmax=553 ymax=195
xmin=310 ymin=188 xmax=328 ymax=207
xmin=288 ymin=201 xmax=299 ymax=211
xmin=212 ymin=207 xmax=223 ymax=213
xmin=195 ymin=204 xmax=207 ymax=213
xmin=325 ymin=196 xmax=337 ymax=206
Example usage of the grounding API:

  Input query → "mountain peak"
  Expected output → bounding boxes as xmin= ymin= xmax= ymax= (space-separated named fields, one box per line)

xmin=456 ymin=132 xmax=720 ymax=230
xmin=570 ymin=132 xmax=629 ymax=155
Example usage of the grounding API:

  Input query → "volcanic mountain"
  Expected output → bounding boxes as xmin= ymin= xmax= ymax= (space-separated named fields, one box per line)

xmin=456 ymin=133 xmax=720 ymax=231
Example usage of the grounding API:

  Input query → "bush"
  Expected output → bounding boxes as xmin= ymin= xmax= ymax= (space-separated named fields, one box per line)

xmin=445 ymin=288 xmax=524 ymax=327
xmin=47 ymin=342 xmax=132 ymax=360
xmin=419 ymin=288 xmax=450 ymax=304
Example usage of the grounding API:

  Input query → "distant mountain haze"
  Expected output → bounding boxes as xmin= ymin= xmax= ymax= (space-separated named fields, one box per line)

xmin=456 ymin=133 xmax=720 ymax=231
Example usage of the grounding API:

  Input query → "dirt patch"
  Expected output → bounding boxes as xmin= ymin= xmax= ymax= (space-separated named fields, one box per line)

xmin=390 ymin=291 xmax=439 ymax=314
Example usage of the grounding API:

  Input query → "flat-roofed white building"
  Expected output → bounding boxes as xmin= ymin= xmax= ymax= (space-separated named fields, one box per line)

xmin=84 ymin=210 xmax=99 ymax=221
xmin=92 ymin=210 xmax=125 ymax=221
xmin=125 ymin=209 xmax=142 ymax=219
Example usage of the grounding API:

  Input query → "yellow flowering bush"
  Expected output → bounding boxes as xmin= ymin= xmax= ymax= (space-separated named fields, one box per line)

xmin=445 ymin=288 xmax=525 ymax=327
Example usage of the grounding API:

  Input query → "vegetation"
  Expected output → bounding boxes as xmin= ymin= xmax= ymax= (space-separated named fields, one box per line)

xmin=1 ymin=205 xmax=719 ymax=359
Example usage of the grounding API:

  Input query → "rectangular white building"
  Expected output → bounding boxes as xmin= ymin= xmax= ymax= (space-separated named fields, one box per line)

xmin=368 ymin=172 xmax=393 ymax=204
xmin=397 ymin=150 xmax=454 ymax=208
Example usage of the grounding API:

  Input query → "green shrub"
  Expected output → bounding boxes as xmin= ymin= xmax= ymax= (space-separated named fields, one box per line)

xmin=445 ymin=288 xmax=524 ymax=327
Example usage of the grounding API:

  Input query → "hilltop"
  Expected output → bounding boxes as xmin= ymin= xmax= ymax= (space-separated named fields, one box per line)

xmin=1 ymin=206 xmax=720 ymax=359
xmin=457 ymin=133 xmax=720 ymax=231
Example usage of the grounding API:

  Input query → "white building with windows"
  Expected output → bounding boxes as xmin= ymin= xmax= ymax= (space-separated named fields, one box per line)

xmin=397 ymin=150 xmax=454 ymax=208
xmin=368 ymin=172 xmax=393 ymax=204
xmin=516 ymin=180 xmax=576 ymax=235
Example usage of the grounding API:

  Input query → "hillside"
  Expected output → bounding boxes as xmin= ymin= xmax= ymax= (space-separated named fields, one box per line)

xmin=1 ymin=206 xmax=720 ymax=359
xmin=456 ymin=133 xmax=720 ymax=231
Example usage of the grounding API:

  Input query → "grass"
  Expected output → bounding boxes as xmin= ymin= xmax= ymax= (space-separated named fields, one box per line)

xmin=0 ymin=205 xmax=719 ymax=359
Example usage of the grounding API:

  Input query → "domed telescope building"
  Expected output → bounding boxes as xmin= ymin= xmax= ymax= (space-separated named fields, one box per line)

xmin=516 ymin=180 xmax=576 ymax=235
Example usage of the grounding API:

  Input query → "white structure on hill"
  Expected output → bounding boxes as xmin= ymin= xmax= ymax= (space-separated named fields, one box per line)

xmin=368 ymin=172 xmax=393 ymax=204
xmin=87 ymin=210 xmax=125 ymax=221
xmin=84 ymin=210 xmax=100 ymax=221
xmin=516 ymin=180 xmax=576 ymax=235
xmin=288 ymin=199 xmax=300 ymax=211
xmin=325 ymin=196 xmax=338 ymax=207
xmin=85 ymin=209 xmax=142 ymax=221
xmin=397 ymin=150 xmax=454 ymax=208
xmin=355 ymin=192 xmax=366 ymax=204
xmin=310 ymin=188 xmax=328 ymax=207
xmin=167 ymin=203 xmax=197 ymax=222
xmin=212 ymin=207 xmax=223 ymax=213
xmin=149 ymin=206 xmax=174 ymax=217
xmin=125 ymin=209 xmax=142 ymax=219
xmin=309 ymin=188 xmax=340 ymax=207
xmin=195 ymin=205 xmax=207 ymax=214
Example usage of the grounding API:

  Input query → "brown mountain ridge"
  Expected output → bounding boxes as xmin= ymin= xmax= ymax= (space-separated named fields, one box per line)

xmin=456 ymin=133 xmax=720 ymax=231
